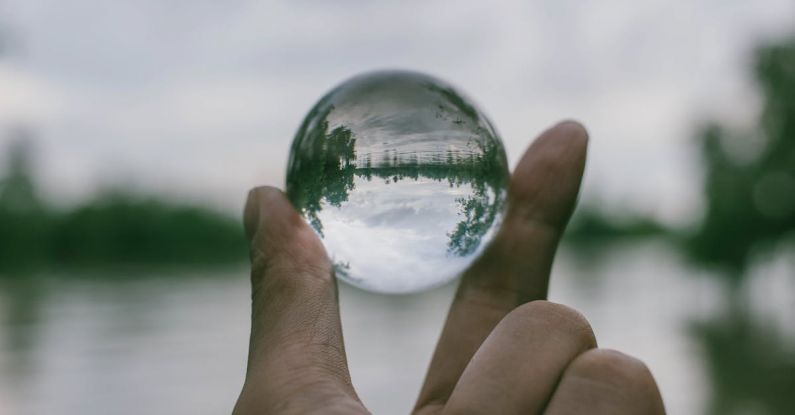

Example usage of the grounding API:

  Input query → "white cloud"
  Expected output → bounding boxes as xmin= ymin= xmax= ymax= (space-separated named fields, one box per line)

xmin=0 ymin=0 xmax=793 ymax=218
xmin=0 ymin=62 xmax=63 ymax=125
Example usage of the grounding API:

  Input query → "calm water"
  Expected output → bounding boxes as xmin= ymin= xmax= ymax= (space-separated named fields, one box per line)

xmin=0 ymin=243 xmax=792 ymax=415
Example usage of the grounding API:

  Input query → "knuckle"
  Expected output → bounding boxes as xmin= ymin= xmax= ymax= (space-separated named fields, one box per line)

xmin=503 ymin=300 xmax=596 ymax=349
xmin=249 ymin=240 xmax=333 ymax=298
xmin=249 ymin=247 xmax=272 ymax=277
xmin=248 ymin=207 xmax=331 ymax=281
xmin=571 ymin=349 xmax=657 ymax=392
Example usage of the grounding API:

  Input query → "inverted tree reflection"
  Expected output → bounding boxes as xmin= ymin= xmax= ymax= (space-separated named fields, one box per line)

xmin=286 ymin=105 xmax=507 ymax=256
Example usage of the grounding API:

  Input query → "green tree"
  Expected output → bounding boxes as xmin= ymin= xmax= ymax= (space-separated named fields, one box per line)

xmin=0 ymin=132 xmax=247 ymax=271
xmin=286 ymin=104 xmax=357 ymax=235
xmin=0 ymin=130 xmax=42 ymax=213
xmin=688 ymin=37 xmax=795 ymax=285
xmin=688 ymin=35 xmax=795 ymax=415
xmin=0 ymin=131 xmax=50 ymax=269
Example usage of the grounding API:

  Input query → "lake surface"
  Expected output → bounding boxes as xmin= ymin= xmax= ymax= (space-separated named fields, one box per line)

xmin=0 ymin=242 xmax=792 ymax=415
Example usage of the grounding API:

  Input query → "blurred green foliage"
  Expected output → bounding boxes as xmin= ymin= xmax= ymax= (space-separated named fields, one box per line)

xmin=564 ymin=205 xmax=669 ymax=246
xmin=0 ymin=136 xmax=247 ymax=272
xmin=693 ymin=308 xmax=795 ymax=414
xmin=688 ymin=36 xmax=795 ymax=415
xmin=687 ymin=37 xmax=795 ymax=281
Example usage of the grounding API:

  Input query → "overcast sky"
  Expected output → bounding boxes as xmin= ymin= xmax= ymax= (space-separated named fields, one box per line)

xmin=0 ymin=0 xmax=793 ymax=223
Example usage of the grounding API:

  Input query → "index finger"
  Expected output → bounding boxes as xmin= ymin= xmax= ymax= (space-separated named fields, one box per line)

xmin=234 ymin=187 xmax=363 ymax=414
xmin=414 ymin=121 xmax=589 ymax=413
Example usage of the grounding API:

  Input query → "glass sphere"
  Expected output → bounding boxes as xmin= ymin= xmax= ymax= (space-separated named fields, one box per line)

xmin=286 ymin=70 xmax=509 ymax=294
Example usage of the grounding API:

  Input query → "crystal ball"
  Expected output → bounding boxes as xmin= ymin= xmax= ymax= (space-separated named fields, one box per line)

xmin=286 ymin=70 xmax=509 ymax=294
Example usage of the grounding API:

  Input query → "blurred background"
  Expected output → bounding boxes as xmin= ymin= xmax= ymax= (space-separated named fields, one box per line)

xmin=0 ymin=1 xmax=794 ymax=414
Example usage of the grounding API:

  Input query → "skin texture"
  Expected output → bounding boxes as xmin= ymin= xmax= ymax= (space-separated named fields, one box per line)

xmin=233 ymin=121 xmax=667 ymax=415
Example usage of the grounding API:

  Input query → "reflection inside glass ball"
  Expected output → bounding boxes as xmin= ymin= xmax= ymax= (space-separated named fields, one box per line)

xmin=286 ymin=70 xmax=509 ymax=294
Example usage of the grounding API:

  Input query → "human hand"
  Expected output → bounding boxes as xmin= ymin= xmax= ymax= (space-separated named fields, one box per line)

xmin=233 ymin=121 xmax=666 ymax=414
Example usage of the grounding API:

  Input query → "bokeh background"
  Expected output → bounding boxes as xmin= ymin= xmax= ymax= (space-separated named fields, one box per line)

xmin=1 ymin=1 xmax=794 ymax=414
